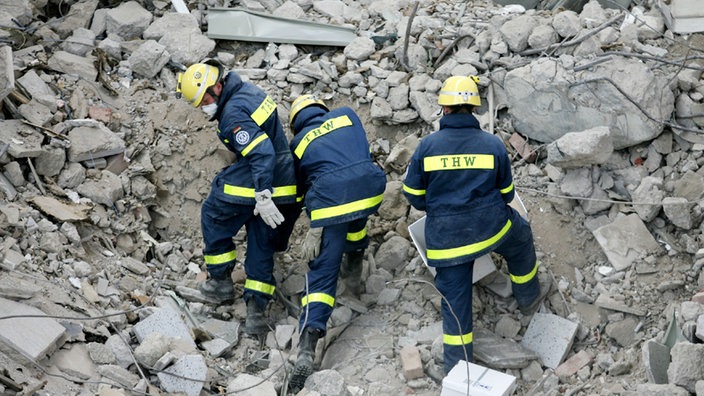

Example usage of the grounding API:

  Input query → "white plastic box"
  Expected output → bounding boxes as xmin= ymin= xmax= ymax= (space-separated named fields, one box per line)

xmin=408 ymin=194 xmax=528 ymax=279
xmin=441 ymin=360 xmax=517 ymax=396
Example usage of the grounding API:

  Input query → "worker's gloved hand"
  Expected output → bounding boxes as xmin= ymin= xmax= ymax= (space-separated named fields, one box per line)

xmin=254 ymin=189 xmax=284 ymax=229
xmin=302 ymin=227 xmax=323 ymax=262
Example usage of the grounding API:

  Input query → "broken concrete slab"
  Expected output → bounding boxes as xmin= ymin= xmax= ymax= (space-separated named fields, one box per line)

xmin=157 ymin=354 xmax=207 ymax=396
xmin=594 ymin=294 xmax=647 ymax=316
xmin=555 ymin=350 xmax=593 ymax=378
xmin=27 ymin=195 xmax=91 ymax=222
xmin=0 ymin=120 xmax=44 ymax=158
xmin=592 ymin=213 xmax=662 ymax=271
xmin=66 ymin=124 xmax=126 ymax=163
xmin=473 ymin=327 xmax=540 ymax=369
xmin=0 ymin=272 xmax=42 ymax=299
xmin=521 ymin=313 xmax=578 ymax=369
xmin=642 ymin=338 xmax=670 ymax=384
xmin=133 ymin=307 xmax=196 ymax=349
xmin=0 ymin=297 xmax=67 ymax=362
xmin=0 ymin=45 xmax=15 ymax=103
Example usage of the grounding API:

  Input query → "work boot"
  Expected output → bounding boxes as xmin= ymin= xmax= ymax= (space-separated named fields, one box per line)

xmin=519 ymin=272 xmax=553 ymax=316
xmin=289 ymin=327 xmax=322 ymax=393
xmin=198 ymin=277 xmax=234 ymax=304
xmin=340 ymin=249 xmax=364 ymax=297
xmin=245 ymin=299 xmax=269 ymax=336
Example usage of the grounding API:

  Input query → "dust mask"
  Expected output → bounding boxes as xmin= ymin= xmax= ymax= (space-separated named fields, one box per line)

xmin=202 ymin=103 xmax=217 ymax=117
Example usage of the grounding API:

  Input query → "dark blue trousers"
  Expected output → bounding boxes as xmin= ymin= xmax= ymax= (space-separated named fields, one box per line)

xmin=435 ymin=214 xmax=539 ymax=374
xmin=201 ymin=194 xmax=300 ymax=309
xmin=299 ymin=217 xmax=368 ymax=333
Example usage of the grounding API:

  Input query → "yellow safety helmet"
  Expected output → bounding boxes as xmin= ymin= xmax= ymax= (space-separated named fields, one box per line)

xmin=289 ymin=94 xmax=329 ymax=127
xmin=437 ymin=75 xmax=481 ymax=107
xmin=176 ymin=62 xmax=221 ymax=107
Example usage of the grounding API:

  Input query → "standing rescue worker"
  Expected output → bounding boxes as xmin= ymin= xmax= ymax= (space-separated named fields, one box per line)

xmin=287 ymin=95 xmax=386 ymax=392
xmin=402 ymin=76 xmax=551 ymax=374
xmin=176 ymin=60 xmax=300 ymax=335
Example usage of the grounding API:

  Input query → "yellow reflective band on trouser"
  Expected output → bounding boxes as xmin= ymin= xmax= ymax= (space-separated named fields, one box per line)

xmin=294 ymin=115 xmax=353 ymax=159
xmin=244 ymin=279 xmax=275 ymax=296
xmin=510 ymin=261 xmax=539 ymax=284
xmin=347 ymin=228 xmax=366 ymax=242
xmin=427 ymin=219 xmax=512 ymax=260
xmin=423 ymin=154 xmax=494 ymax=171
xmin=301 ymin=292 xmax=335 ymax=307
xmin=241 ymin=134 xmax=268 ymax=156
xmin=204 ymin=250 xmax=236 ymax=265
xmin=402 ymin=183 xmax=425 ymax=196
xmin=310 ymin=194 xmax=384 ymax=221
xmin=250 ymin=96 xmax=277 ymax=126
xmin=500 ymin=182 xmax=514 ymax=194
xmin=444 ymin=331 xmax=473 ymax=346
xmin=223 ymin=184 xmax=297 ymax=198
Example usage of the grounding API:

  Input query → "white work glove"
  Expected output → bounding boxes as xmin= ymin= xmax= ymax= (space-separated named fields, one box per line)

xmin=253 ymin=189 xmax=284 ymax=229
xmin=302 ymin=227 xmax=323 ymax=262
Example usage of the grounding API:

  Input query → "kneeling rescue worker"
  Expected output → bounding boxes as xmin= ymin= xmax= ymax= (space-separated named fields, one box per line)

xmin=402 ymin=75 xmax=551 ymax=374
xmin=287 ymin=94 xmax=386 ymax=392
xmin=176 ymin=60 xmax=301 ymax=336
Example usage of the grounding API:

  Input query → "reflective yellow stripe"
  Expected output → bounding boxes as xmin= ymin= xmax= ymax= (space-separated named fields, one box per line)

xmin=241 ymin=134 xmax=268 ymax=156
xmin=403 ymin=184 xmax=425 ymax=196
xmin=424 ymin=154 xmax=494 ymax=171
xmin=444 ymin=331 xmax=473 ymax=346
xmin=347 ymin=228 xmax=366 ymax=242
xmin=510 ymin=261 xmax=539 ymax=284
xmin=500 ymin=182 xmax=514 ymax=194
xmin=427 ymin=219 xmax=512 ymax=260
xmin=223 ymin=184 xmax=297 ymax=198
xmin=294 ymin=115 xmax=353 ymax=158
xmin=251 ymin=96 xmax=277 ymax=126
xmin=244 ymin=279 xmax=275 ymax=295
xmin=310 ymin=194 xmax=383 ymax=221
xmin=204 ymin=250 xmax=236 ymax=265
xmin=301 ymin=292 xmax=335 ymax=307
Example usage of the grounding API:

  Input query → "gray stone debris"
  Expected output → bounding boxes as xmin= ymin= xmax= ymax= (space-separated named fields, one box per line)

xmin=0 ymin=0 xmax=702 ymax=394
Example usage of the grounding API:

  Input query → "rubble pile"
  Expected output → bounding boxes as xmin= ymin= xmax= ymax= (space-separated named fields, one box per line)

xmin=1 ymin=0 xmax=704 ymax=395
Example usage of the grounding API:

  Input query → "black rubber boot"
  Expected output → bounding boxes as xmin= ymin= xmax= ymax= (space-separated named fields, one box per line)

xmin=289 ymin=327 xmax=322 ymax=393
xmin=198 ymin=277 xmax=235 ymax=303
xmin=340 ymin=249 xmax=364 ymax=297
xmin=245 ymin=299 xmax=269 ymax=336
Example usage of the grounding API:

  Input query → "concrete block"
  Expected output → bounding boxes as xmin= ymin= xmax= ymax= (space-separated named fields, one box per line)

xmin=400 ymin=346 xmax=424 ymax=380
xmin=157 ymin=354 xmax=207 ymax=396
xmin=592 ymin=214 xmax=661 ymax=271
xmin=555 ymin=350 xmax=593 ymax=378
xmin=49 ymin=343 xmax=97 ymax=380
xmin=642 ymin=339 xmax=670 ymax=384
xmin=0 ymin=297 xmax=67 ymax=362
xmin=521 ymin=313 xmax=578 ymax=369
xmin=133 ymin=308 xmax=195 ymax=349
xmin=473 ymin=328 xmax=540 ymax=369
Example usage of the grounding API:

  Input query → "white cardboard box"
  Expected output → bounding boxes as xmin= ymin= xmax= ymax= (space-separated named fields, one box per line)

xmin=408 ymin=194 xmax=528 ymax=278
xmin=441 ymin=360 xmax=517 ymax=396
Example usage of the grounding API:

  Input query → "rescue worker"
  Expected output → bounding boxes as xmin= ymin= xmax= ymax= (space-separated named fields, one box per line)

xmin=176 ymin=60 xmax=300 ymax=335
xmin=286 ymin=94 xmax=386 ymax=392
xmin=402 ymin=76 xmax=551 ymax=374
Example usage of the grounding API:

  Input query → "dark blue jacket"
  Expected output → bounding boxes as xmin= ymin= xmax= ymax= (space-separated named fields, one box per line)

xmin=290 ymin=106 xmax=386 ymax=228
xmin=209 ymin=72 xmax=297 ymax=205
xmin=403 ymin=113 xmax=517 ymax=267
